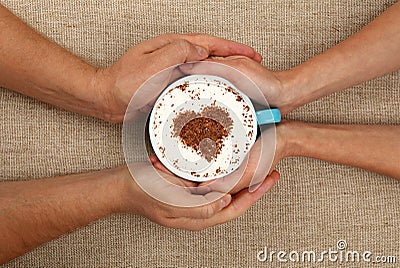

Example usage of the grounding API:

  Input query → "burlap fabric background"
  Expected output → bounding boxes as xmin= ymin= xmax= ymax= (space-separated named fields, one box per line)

xmin=1 ymin=0 xmax=399 ymax=267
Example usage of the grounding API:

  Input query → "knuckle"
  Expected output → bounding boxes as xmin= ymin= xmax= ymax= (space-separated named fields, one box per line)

xmin=201 ymin=205 xmax=216 ymax=219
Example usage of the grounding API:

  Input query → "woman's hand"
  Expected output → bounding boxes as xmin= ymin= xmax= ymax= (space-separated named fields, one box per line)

xmin=206 ymin=56 xmax=297 ymax=115
xmin=196 ymin=120 xmax=291 ymax=195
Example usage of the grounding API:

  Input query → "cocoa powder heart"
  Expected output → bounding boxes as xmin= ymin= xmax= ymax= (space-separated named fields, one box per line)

xmin=172 ymin=105 xmax=233 ymax=162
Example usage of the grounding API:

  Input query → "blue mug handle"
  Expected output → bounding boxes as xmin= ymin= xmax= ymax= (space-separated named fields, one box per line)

xmin=255 ymin=108 xmax=281 ymax=125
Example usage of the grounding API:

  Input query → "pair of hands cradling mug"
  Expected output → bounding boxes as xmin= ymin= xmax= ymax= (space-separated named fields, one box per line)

xmin=122 ymin=61 xmax=281 ymax=207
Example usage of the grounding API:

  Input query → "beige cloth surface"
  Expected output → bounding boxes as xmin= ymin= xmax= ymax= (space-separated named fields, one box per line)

xmin=1 ymin=0 xmax=399 ymax=267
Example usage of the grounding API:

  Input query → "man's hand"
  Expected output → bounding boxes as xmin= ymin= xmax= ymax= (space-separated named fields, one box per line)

xmin=0 ymin=163 xmax=278 ymax=264
xmin=91 ymin=34 xmax=262 ymax=123
xmin=119 ymin=164 xmax=279 ymax=231
xmin=0 ymin=4 xmax=262 ymax=122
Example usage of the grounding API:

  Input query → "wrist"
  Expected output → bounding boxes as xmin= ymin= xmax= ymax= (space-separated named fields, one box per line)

xmin=83 ymin=167 xmax=132 ymax=214
xmin=281 ymin=120 xmax=329 ymax=160
xmin=273 ymin=68 xmax=310 ymax=114
xmin=88 ymin=67 xmax=121 ymax=122
xmin=101 ymin=166 xmax=141 ymax=214
xmin=276 ymin=120 xmax=307 ymax=158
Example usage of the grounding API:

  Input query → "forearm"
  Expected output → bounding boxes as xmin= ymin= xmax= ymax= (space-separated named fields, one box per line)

xmin=0 ymin=4 xmax=101 ymax=118
xmin=279 ymin=1 xmax=400 ymax=110
xmin=0 ymin=167 xmax=129 ymax=264
xmin=282 ymin=121 xmax=400 ymax=179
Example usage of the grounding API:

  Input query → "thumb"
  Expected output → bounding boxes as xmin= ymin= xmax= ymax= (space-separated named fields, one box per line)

xmin=150 ymin=39 xmax=209 ymax=70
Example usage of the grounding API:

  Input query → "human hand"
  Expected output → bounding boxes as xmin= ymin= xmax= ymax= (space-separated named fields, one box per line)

xmin=148 ymin=116 xmax=291 ymax=196
xmin=117 ymin=161 xmax=279 ymax=231
xmin=192 ymin=120 xmax=292 ymax=195
xmin=206 ymin=56 xmax=298 ymax=115
xmin=90 ymin=34 xmax=262 ymax=123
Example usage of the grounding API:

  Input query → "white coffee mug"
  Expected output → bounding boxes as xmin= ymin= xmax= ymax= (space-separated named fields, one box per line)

xmin=149 ymin=74 xmax=280 ymax=182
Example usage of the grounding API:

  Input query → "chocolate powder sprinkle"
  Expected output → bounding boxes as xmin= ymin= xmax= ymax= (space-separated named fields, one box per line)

xmin=172 ymin=106 xmax=233 ymax=162
xmin=201 ymin=106 xmax=233 ymax=132
xmin=172 ymin=110 xmax=197 ymax=136
xmin=178 ymin=117 xmax=226 ymax=162
xmin=176 ymin=82 xmax=189 ymax=92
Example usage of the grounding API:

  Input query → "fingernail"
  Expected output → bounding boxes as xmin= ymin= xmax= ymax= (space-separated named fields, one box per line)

xmin=220 ymin=195 xmax=231 ymax=209
xmin=195 ymin=45 xmax=208 ymax=58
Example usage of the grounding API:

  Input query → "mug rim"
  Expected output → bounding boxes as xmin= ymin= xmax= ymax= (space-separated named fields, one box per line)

xmin=149 ymin=74 xmax=258 ymax=182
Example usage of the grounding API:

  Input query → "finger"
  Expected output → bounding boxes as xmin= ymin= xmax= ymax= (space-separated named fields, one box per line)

xmin=130 ymin=65 xmax=186 ymax=115
xmin=222 ymin=170 xmax=280 ymax=218
xmin=168 ymin=193 xmax=232 ymax=220
xmin=198 ymin=173 xmax=239 ymax=194
xmin=147 ymin=161 xmax=197 ymax=188
xmin=154 ymin=161 xmax=174 ymax=176
xmin=133 ymin=34 xmax=179 ymax=54
xmin=198 ymin=179 xmax=217 ymax=187
xmin=149 ymin=156 xmax=204 ymax=190
xmin=135 ymin=34 xmax=262 ymax=62
xmin=139 ymin=103 xmax=154 ymax=113
xmin=180 ymin=34 xmax=262 ymax=62
xmin=248 ymin=168 xmax=279 ymax=192
xmin=178 ymin=59 xmax=236 ymax=77
xmin=149 ymin=39 xmax=209 ymax=71
xmin=200 ymin=143 xmax=256 ymax=194
xmin=188 ymin=184 xmax=212 ymax=195
xmin=204 ymin=57 xmax=270 ymax=100
xmin=149 ymin=155 xmax=175 ymax=175
xmin=171 ymin=171 xmax=280 ymax=230
xmin=139 ymin=96 xmax=158 ymax=113
xmin=205 ymin=56 xmax=252 ymax=76
xmin=178 ymin=60 xmax=267 ymax=106
xmin=248 ymin=127 xmax=277 ymax=192
xmin=149 ymin=154 xmax=158 ymax=164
